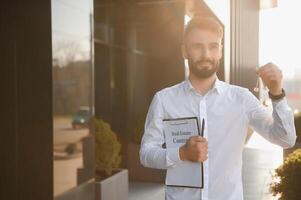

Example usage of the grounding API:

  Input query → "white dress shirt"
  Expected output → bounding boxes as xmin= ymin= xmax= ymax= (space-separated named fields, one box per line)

xmin=140 ymin=78 xmax=296 ymax=200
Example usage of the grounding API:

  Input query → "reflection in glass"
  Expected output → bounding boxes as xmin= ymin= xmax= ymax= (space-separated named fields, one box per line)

xmin=52 ymin=0 xmax=94 ymax=198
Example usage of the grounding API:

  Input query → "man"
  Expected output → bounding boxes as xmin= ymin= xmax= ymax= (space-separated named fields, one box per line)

xmin=139 ymin=17 xmax=296 ymax=200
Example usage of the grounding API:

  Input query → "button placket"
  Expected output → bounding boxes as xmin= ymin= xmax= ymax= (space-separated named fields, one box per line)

xmin=199 ymin=98 xmax=208 ymax=200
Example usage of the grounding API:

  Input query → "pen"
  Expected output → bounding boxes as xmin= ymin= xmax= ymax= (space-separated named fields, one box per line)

xmin=201 ymin=118 xmax=205 ymax=136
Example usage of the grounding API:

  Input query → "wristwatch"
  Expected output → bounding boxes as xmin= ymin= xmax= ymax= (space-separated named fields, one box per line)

xmin=268 ymin=89 xmax=286 ymax=101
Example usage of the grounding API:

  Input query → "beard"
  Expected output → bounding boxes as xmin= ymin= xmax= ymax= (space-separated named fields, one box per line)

xmin=188 ymin=57 xmax=220 ymax=79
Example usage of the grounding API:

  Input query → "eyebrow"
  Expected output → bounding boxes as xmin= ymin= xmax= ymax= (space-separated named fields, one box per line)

xmin=189 ymin=42 xmax=221 ymax=46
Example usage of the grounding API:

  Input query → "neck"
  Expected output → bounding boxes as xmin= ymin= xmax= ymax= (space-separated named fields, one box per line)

xmin=188 ymin=73 xmax=217 ymax=95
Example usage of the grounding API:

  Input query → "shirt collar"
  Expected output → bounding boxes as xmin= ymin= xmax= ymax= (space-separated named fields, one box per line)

xmin=183 ymin=76 xmax=225 ymax=95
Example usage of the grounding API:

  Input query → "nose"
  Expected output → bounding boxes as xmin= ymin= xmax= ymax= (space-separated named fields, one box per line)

xmin=200 ymin=47 xmax=210 ymax=60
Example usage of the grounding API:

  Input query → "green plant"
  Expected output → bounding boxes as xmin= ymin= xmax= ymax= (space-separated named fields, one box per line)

xmin=64 ymin=143 xmax=78 ymax=155
xmin=270 ymin=149 xmax=301 ymax=200
xmin=94 ymin=118 xmax=122 ymax=180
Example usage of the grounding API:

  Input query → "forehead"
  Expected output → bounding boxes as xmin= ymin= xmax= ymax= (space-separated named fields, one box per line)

xmin=185 ymin=29 xmax=222 ymax=46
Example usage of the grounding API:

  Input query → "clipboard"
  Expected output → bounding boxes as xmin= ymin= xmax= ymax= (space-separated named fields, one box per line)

xmin=163 ymin=117 xmax=204 ymax=188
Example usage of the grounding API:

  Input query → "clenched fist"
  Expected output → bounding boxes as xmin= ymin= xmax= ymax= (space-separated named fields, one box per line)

xmin=257 ymin=62 xmax=283 ymax=95
xmin=179 ymin=136 xmax=208 ymax=163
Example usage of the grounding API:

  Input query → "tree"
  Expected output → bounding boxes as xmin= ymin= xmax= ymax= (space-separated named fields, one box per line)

xmin=270 ymin=149 xmax=301 ymax=200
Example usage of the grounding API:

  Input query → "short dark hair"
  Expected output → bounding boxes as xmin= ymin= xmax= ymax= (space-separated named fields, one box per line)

xmin=184 ymin=17 xmax=223 ymax=43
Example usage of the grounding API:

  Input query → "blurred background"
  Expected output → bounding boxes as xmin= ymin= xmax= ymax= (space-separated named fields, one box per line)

xmin=1 ymin=1 xmax=300 ymax=200
xmin=52 ymin=0 xmax=301 ymax=200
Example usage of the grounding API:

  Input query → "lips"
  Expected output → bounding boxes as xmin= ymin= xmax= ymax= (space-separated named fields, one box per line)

xmin=196 ymin=59 xmax=213 ymax=65
xmin=197 ymin=61 xmax=212 ymax=67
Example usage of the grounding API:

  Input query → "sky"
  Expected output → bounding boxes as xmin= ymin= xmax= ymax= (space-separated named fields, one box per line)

xmin=260 ymin=0 xmax=301 ymax=78
xmin=51 ymin=0 xmax=92 ymax=64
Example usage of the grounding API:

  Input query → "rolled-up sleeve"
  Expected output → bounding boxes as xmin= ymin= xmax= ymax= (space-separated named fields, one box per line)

xmin=245 ymin=90 xmax=296 ymax=149
xmin=139 ymin=92 xmax=183 ymax=169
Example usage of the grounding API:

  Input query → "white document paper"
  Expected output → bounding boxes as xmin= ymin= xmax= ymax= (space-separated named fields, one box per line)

xmin=163 ymin=117 xmax=204 ymax=188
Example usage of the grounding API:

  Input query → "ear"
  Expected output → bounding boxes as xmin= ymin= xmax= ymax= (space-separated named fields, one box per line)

xmin=181 ymin=44 xmax=188 ymax=59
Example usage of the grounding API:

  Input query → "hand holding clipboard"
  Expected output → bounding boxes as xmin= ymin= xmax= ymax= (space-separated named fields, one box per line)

xmin=179 ymin=118 xmax=208 ymax=163
xmin=163 ymin=117 xmax=204 ymax=188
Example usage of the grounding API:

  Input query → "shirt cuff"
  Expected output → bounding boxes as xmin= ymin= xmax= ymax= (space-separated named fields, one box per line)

xmin=272 ymin=97 xmax=293 ymax=134
xmin=272 ymin=97 xmax=291 ymax=111
xmin=166 ymin=147 xmax=183 ymax=166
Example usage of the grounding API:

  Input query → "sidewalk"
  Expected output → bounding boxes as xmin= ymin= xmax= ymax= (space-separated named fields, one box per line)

xmin=129 ymin=182 xmax=165 ymax=200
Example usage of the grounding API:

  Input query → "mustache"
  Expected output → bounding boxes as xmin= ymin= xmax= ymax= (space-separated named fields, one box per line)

xmin=195 ymin=59 xmax=214 ymax=65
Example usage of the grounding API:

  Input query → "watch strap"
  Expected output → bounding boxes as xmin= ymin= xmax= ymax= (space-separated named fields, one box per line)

xmin=268 ymin=89 xmax=286 ymax=100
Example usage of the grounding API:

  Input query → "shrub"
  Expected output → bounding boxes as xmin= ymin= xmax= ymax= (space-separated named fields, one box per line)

xmin=94 ymin=118 xmax=122 ymax=180
xmin=64 ymin=143 xmax=78 ymax=155
xmin=270 ymin=149 xmax=301 ymax=200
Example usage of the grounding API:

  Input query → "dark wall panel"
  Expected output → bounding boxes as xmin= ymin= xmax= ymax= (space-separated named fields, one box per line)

xmin=0 ymin=1 xmax=53 ymax=200
xmin=94 ymin=1 xmax=185 ymax=129
xmin=230 ymin=0 xmax=259 ymax=96
xmin=0 ymin=40 xmax=18 ymax=200
xmin=94 ymin=43 xmax=112 ymax=122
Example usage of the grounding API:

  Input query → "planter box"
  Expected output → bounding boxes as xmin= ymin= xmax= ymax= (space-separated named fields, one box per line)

xmin=127 ymin=143 xmax=165 ymax=182
xmin=95 ymin=169 xmax=128 ymax=200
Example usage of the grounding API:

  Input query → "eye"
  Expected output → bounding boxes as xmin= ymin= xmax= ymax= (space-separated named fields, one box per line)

xmin=190 ymin=44 xmax=205 ymax=52
xmin=209 ymin=44 xmax=219 ymax=50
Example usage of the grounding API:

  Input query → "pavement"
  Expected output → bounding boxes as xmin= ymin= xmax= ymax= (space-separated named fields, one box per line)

xmin=129 ymin=182 xmax=165 ymax=200
xmin=53 ymin=116 xmax=89 ymax=197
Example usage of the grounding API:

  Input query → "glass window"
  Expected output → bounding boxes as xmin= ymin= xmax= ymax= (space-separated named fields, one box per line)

xmin=52 ymin=0 xmax=94 ymax=197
